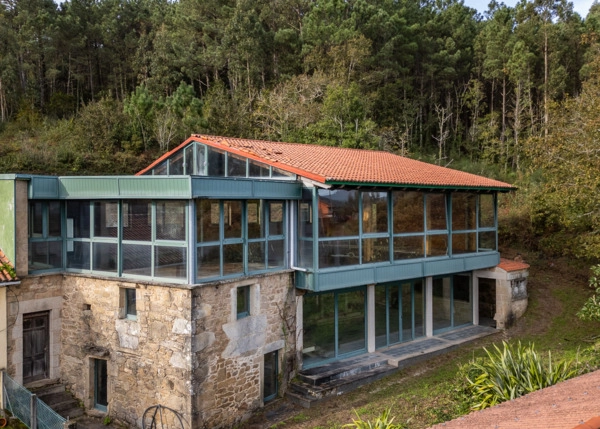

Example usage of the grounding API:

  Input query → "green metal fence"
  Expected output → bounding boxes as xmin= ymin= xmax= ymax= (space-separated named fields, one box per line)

xmin=2 ymin=372 xmax=67 ymax=429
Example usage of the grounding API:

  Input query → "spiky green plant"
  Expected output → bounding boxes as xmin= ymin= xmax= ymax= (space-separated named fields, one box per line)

xmin=343 ymin=408 xmax=406 ymax=429
xmin=460 ymin=341 xmax=579 ymax=410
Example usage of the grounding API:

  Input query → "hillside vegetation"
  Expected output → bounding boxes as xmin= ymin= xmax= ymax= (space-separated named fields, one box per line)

xmin=2 ymin=0 xmax=600 ymax=259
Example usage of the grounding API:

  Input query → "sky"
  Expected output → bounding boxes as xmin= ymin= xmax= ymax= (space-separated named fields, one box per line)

xmin=462 ymin=0 xmax=596 ymax=18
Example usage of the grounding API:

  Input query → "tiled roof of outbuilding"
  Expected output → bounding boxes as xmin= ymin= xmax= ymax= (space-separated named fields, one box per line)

xmin=139 ymin=135 xmax=516 ymax=191
xmin=498 ymin=257 xmax=530 ymax=272
xmin=0 ymin=249 xmax=17 ymax=282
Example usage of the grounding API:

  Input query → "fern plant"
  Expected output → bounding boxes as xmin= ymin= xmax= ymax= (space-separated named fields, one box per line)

xmin=460 ymin=341 xmax=579 ymax=410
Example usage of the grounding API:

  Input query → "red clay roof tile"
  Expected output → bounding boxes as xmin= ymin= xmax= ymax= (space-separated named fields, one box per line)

xmin=138 ymin=135 xmax=515 ymax=191
xmin=498 ymin=257 xmax=530 ymax=272
xmin=0 ymin=249 xmax=17 ymax=282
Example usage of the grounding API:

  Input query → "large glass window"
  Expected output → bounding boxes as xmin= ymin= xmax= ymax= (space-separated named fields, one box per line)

xmin=426 ymin=194 xmax=448 ymax=257
xmin=432 ymin=274 xmax=472 ymax=333
xmin=393 ymin=192 xmax=424 ymax=233
xmin=207 ymin=147 xmax=226 ymax=176
xmin=318 ymin=189 xmax=359 ymax=237
xmin=195 ymin=199 xmax=286 ymax=280
xmin=302 ymin=289 xmax=366 ymax=368
xmin=227 ymin=154 xmax=247 ymax=177
xmin=28 ymin=201 xmax=63 ymax=271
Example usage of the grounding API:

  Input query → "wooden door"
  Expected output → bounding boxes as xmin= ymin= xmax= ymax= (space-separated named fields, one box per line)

xmin=23 ymin=312 xmax=49 ymax=383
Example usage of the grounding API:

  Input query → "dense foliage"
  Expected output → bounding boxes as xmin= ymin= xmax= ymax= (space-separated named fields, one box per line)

xmin=2 ymin=0 xmax=600 ymax=258
xmin=459 ymin=341 xmax=579 ymax=410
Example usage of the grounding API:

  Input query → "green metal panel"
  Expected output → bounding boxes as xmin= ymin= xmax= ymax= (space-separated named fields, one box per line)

xmin=30 ymin=176 xmax=59 ymax=198
xmin=298 ymin=252 xmax=502 ymax=292
xmin=28 ymin=176 xmax=193 ymax=199
xmin=464 ymin=253 xmax=500 ymax=271
xmin=375 ymin=262 xmax=423 ymax=283
xmin=192 ymin=177 xmax=301 ymax=199
xmin=423 ymin=258 xmax=466 ymax=277
xmin=0 ymin=179 xmax=16 ymax=262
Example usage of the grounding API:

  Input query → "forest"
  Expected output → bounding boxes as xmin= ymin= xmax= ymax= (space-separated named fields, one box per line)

xmin=1 ymin=0 xmax=600 ymax=260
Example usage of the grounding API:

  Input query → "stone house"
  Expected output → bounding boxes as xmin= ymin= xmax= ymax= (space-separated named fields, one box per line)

xmin=0 ymin=135 xmax=523 ymax=428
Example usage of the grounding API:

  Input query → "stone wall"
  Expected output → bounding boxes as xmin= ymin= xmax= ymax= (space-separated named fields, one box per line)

xmin=191 ymin=271 xmax=296 ymax=428
xmin=60 ymin=275 xmax=194 ymax=428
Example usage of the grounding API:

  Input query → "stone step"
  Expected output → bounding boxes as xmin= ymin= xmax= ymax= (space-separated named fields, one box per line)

xmin=298 ymin=354 xmax=392 ymax=386
xmin=30 ymin=382 xmax=84 ymax=420
xmin=287 ymin=361 xmax=396 ymax=407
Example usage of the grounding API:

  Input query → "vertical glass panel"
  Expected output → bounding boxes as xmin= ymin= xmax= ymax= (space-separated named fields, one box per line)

xmin=67 ymin=201 xmax=90 ymax=238
xmin=319 ymin=239 xmax=359 ymax=268
xmin=224 ymin=201 xmax=242 ymax=239
xmin=362 ymin=192 xmax=388 ymax=234
xmin=263 ymin=350 xmax=278 ymax=401
xmin=248 ymin=241 xmax=266 ymax=272
xmin=155 ymin=246 xmax=187 ymax=279
xmin=29 ymin=202 xmax=43 ymax=237
xmin=375 ymin=286 xmax=387 ymax=348
xmin=389 ymin=286 xmax=400 ymax=344
xmin=196 ymin=144 xmax=207 ymax=176
xmin=125 ymin=288 xmax=137 ymax=318
xmin=426 ymin=234 xmax=448 ymax=257
xmin=452 ymin=193 xmax=476 ymax=231
xmin=362 ymin=237 xmax=389 ymax=263
xmin=414 ymin=280 xmax=424 ymax=338
xmin=268 ymin=202 xmax=284 ymax=236
xmin=426 ymin=194 xmax=447 ymax=230
xmin=303 ymin=293 xmax=335 ymax=367
xmin=272 ymin=167 xmax=291 ymax=177
xmin=223 ymin=243 xmax=243 ymax=275
xmin=196 ymin=200 xmax=220 ymax=242
xmin=478 ymin=231 xmax=496 ymax=251
xmin=94 ymin=359 xmax=108 ymax=409
xmin=93 ymin=242 xmax=118 ymax=272
xmin=432 ymin=276 xmax=452 ymax=332
xmin=122 ymin=244 xmax=152 ymax=276
xmin=48 ymin=201 xmax=61 ymax=237
xmin=401 ymin=283 xmax=412 ymax=342
xmin=29 ymin=241 xmax=62 ymax=270
xmin=394 ymin=236 xmax=424 ymax=259
xmin=207 ymin=147 xmax=226 ymax=176
xmin=299 ymin=203 xmax=313 ymax=238
xmin=156 ymin=201 xmax=186 ymax=241
xmin=66 ymin=241 xmax=90 ymax=270
xmin=227 ymin=154 xmax=247 ymax=177
xmin=318 ymin=189 xmax=359 ymax=237
xmin=338 ymin=289 xmax=366 ymax=355
xmin=123 ymin=200 xmax=151 ymax=241
xmin=393 ymin=192 xmax=424 ymax=233
xmin=267 ymin=240 xmax=284 ymax=269
xmin=170 ymin=151 xmax=184 ymax=175
xmin=94 ymin=202 xmax=119 ymax=238
xmin=154 ymin=162 xmax=167 ymax=175
xmin=479 ymin=194 xmax=495 ymax=228
xmin=197 ymin=245 xmax=220 ymax=279
xmin=184 ymin=144 xmax=194 ymax=175
xmin=237 ymin=286 xmax=250 ymax=318
xmin=453 ymin=275 xmax=472 ymax=326
xmin=452 ymin=232 xmax=477 ymax=254
xmin=247 ymin=200 xmax=264 ymax=239
xmin=249 ymin=160 xmax=270 ymax=177
xmin=297 ymin=239 xmax=313 ymax=268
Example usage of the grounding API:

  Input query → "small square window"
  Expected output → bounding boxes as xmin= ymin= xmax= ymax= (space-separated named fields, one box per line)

xmin=121 ymin=288 xmax=137 ymax=320
xmin=237 ymin=286 xmax=250 ymax=319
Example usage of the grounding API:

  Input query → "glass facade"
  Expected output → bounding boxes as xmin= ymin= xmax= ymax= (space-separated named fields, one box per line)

xmin=296 ymin=190 xmax=498 ymax=270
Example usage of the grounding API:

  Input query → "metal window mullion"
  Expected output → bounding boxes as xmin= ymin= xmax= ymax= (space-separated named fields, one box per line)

xmin=447 ymin=194 xmax=452 ymax=256
xmin=334 ymin=292 xmax=339 ymax=358
xmin=385 ymin=285 xmax=390 ymax=347
xmin=219 ymin=201 xmax=224 ymax=277
xmin=312 ymin=188 xmax=318 ymax=270
xmin=358 ymin=193 xmax=363 ymax=264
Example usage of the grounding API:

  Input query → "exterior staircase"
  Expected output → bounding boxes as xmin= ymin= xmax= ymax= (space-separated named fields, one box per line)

xmin=29 ymin=380 xmax=84 ymax=420
xmin=287 ymin=354 xmax=396 ymax=408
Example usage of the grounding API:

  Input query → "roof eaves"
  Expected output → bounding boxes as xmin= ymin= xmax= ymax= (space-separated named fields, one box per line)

xmin=324 ymin=180 xmax=517 ymax=192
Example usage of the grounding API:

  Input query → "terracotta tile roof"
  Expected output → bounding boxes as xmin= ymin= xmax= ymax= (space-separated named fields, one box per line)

xmin=138 ymin=135 xmax=515 ymax=191
xmin=0 ymin=249 xmax=17 ymax=282
xmin=498 ymin=257 xmax=530 ymax=272
xmin=429 ymin=369 xmax=600 ymax=429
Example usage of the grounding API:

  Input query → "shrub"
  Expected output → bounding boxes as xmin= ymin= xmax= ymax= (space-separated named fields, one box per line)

xmin=343 ymin=408 xmax=406 ymax=429
xmin=460 ymin=341 xmax=579 ymax=410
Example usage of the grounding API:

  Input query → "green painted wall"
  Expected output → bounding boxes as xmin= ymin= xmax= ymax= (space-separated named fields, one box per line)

xmin=0 ymin=179 xmax=15 ymax=262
